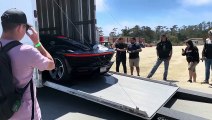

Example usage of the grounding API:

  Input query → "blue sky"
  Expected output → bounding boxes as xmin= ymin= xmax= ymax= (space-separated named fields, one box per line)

xmin=96 ymin=0 xmax=212 ymax=36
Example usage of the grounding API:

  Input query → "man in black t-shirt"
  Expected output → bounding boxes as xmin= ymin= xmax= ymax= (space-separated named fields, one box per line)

xmin=201 ymin=30 xmax=212 ymax=84
xmin=112 ymin=38 xmax=127 ymax=73
xmin=147 ymin=34 xmax=172 ymax=80
xmin=127 ymin=37 xmax=142 ymax=76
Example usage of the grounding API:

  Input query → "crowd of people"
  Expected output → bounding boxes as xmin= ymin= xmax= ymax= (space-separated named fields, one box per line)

xmin=112 ymin=31 xmax=212 ymax=87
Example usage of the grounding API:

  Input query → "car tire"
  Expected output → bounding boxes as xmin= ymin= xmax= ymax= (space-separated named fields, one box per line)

xmin=49 ymin=55 xmax=70 ymax=81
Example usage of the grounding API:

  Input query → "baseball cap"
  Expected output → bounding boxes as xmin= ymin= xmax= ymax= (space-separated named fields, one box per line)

xmin=1 ymin=8 xmax=31 ymax=28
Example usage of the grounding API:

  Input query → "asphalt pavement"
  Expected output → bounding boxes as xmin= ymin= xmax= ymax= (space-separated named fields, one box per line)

xmin=37 ymin=87 xmax=143 ymax=120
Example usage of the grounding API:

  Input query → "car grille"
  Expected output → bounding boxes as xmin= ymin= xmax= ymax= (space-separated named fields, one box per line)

xmin=68 ymin=53 xmax=113 ymax=67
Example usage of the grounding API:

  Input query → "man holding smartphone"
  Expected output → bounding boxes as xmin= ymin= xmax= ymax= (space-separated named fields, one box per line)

xmin=0 ymin=8 xmax=55 ymax=120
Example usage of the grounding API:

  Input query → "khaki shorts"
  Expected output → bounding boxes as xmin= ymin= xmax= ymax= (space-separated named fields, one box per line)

xmin=129 ymin=58 xmax=140 ymax=67
xmin=188 ymin=62 xmax=198 ymax=72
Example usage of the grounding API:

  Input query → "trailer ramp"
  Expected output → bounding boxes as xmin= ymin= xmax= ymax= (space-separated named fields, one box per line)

xmin=44 ymin=73 xmax=178 ymax=119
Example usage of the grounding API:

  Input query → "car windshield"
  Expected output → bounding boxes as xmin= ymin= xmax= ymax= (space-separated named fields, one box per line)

xmin=68 ymin=39 xmax=91 ymax=51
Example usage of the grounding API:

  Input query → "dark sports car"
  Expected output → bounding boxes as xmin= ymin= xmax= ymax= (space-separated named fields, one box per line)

xmin=39 ymin=34 xmax=114 ymax=81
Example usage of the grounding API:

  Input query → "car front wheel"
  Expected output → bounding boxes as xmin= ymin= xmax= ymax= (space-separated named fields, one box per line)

xmin=49 ymin=55 xmax=70 ymax=81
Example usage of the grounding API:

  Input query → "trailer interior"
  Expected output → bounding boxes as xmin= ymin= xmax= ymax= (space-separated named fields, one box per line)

xmin=36 ymin=0 xmax=96 ymax=45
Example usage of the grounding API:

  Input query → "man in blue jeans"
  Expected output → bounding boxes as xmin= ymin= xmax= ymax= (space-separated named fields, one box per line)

xmin=147 ymin=34 xmax=172 ymax=80
xmin=201 ymin=30 xmax=212 ymax=85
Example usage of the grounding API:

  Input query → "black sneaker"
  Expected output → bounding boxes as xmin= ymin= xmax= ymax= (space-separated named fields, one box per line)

xmin=187 ymin=80 xmax=192 ymax=83
xmin=201 ymin=81 xmax=209 ymax=84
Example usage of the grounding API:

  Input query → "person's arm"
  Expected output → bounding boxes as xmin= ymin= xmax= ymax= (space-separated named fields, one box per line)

xmin=112 ymin=39 xmax=125 ymax=51
xmin=202 ymin=43 xmax=206 ymax=59
xmin=127 ymin=44 xmax=131 ymax=53
xmin=156 ymin=43 xmax=159 ymax=57
xmin=26 ymin=27 xmax=55 ymax=70
xmin=118 ymin=48 xmax=127 ymax=52
xmin=118 ymin=43 xmax=127 ymax=52
xmin=167 ymin=47 xmax=172 ymax=61
xmin=132 ymin=48 xmax=142 ymax=53
xmin=135 ymin=44 xmax=142 ymax=52
xmin=182 ymin=48 xmax=186 ymax=56
xmin=168 ymin=42 xmax=172 ymax=60
xmin=112 ymin=43 xmax=126 ymax=52
xmin=193 ymin=47 xmax=200 ymax=62
xmin=169 ymin=49 xmax=173 ymax=57
xmin=128 ymin=44 xmax=141 ymax=53
xmin=157 ymin=51 xmax=159 ymax=57
xmin=190 ymin=48 xmax=196 ymax=62
xmin=112 ymin=39 xmax=118 ymax=49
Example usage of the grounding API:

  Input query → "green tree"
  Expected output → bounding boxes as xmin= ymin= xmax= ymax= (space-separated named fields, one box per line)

xmin=169 ymin=35 xmax=179 ymax=45
xmin=119 ymin=21 xmax=212 ymax=45
xmin=121 ymin=26 xmax=130 ymax=36
xmin=130 ymin=25 xmax=142 ymax=37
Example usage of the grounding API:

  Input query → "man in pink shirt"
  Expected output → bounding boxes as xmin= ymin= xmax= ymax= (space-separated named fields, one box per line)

xmin=0 ymin=8 xmax=55 ymax=120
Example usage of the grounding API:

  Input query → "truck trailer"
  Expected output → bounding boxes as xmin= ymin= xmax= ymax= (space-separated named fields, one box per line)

xmin=1 ymin=0 xmax=212 ymax=120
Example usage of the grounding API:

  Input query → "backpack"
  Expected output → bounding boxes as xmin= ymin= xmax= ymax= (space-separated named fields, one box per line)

xmin=0 ymin=41 xmax=34 ymax=120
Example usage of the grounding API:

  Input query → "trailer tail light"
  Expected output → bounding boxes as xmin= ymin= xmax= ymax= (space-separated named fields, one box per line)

xmin=64 ymin=52 xmax=113 ymax=57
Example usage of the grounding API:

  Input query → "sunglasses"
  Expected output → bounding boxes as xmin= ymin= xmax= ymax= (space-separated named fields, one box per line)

xmin=26 ymin=24 xmax=30 ymax=31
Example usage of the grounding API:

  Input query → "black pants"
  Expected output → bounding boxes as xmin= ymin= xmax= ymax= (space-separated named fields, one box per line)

xmin=116 ymin=58 xmax=127 ymax=73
